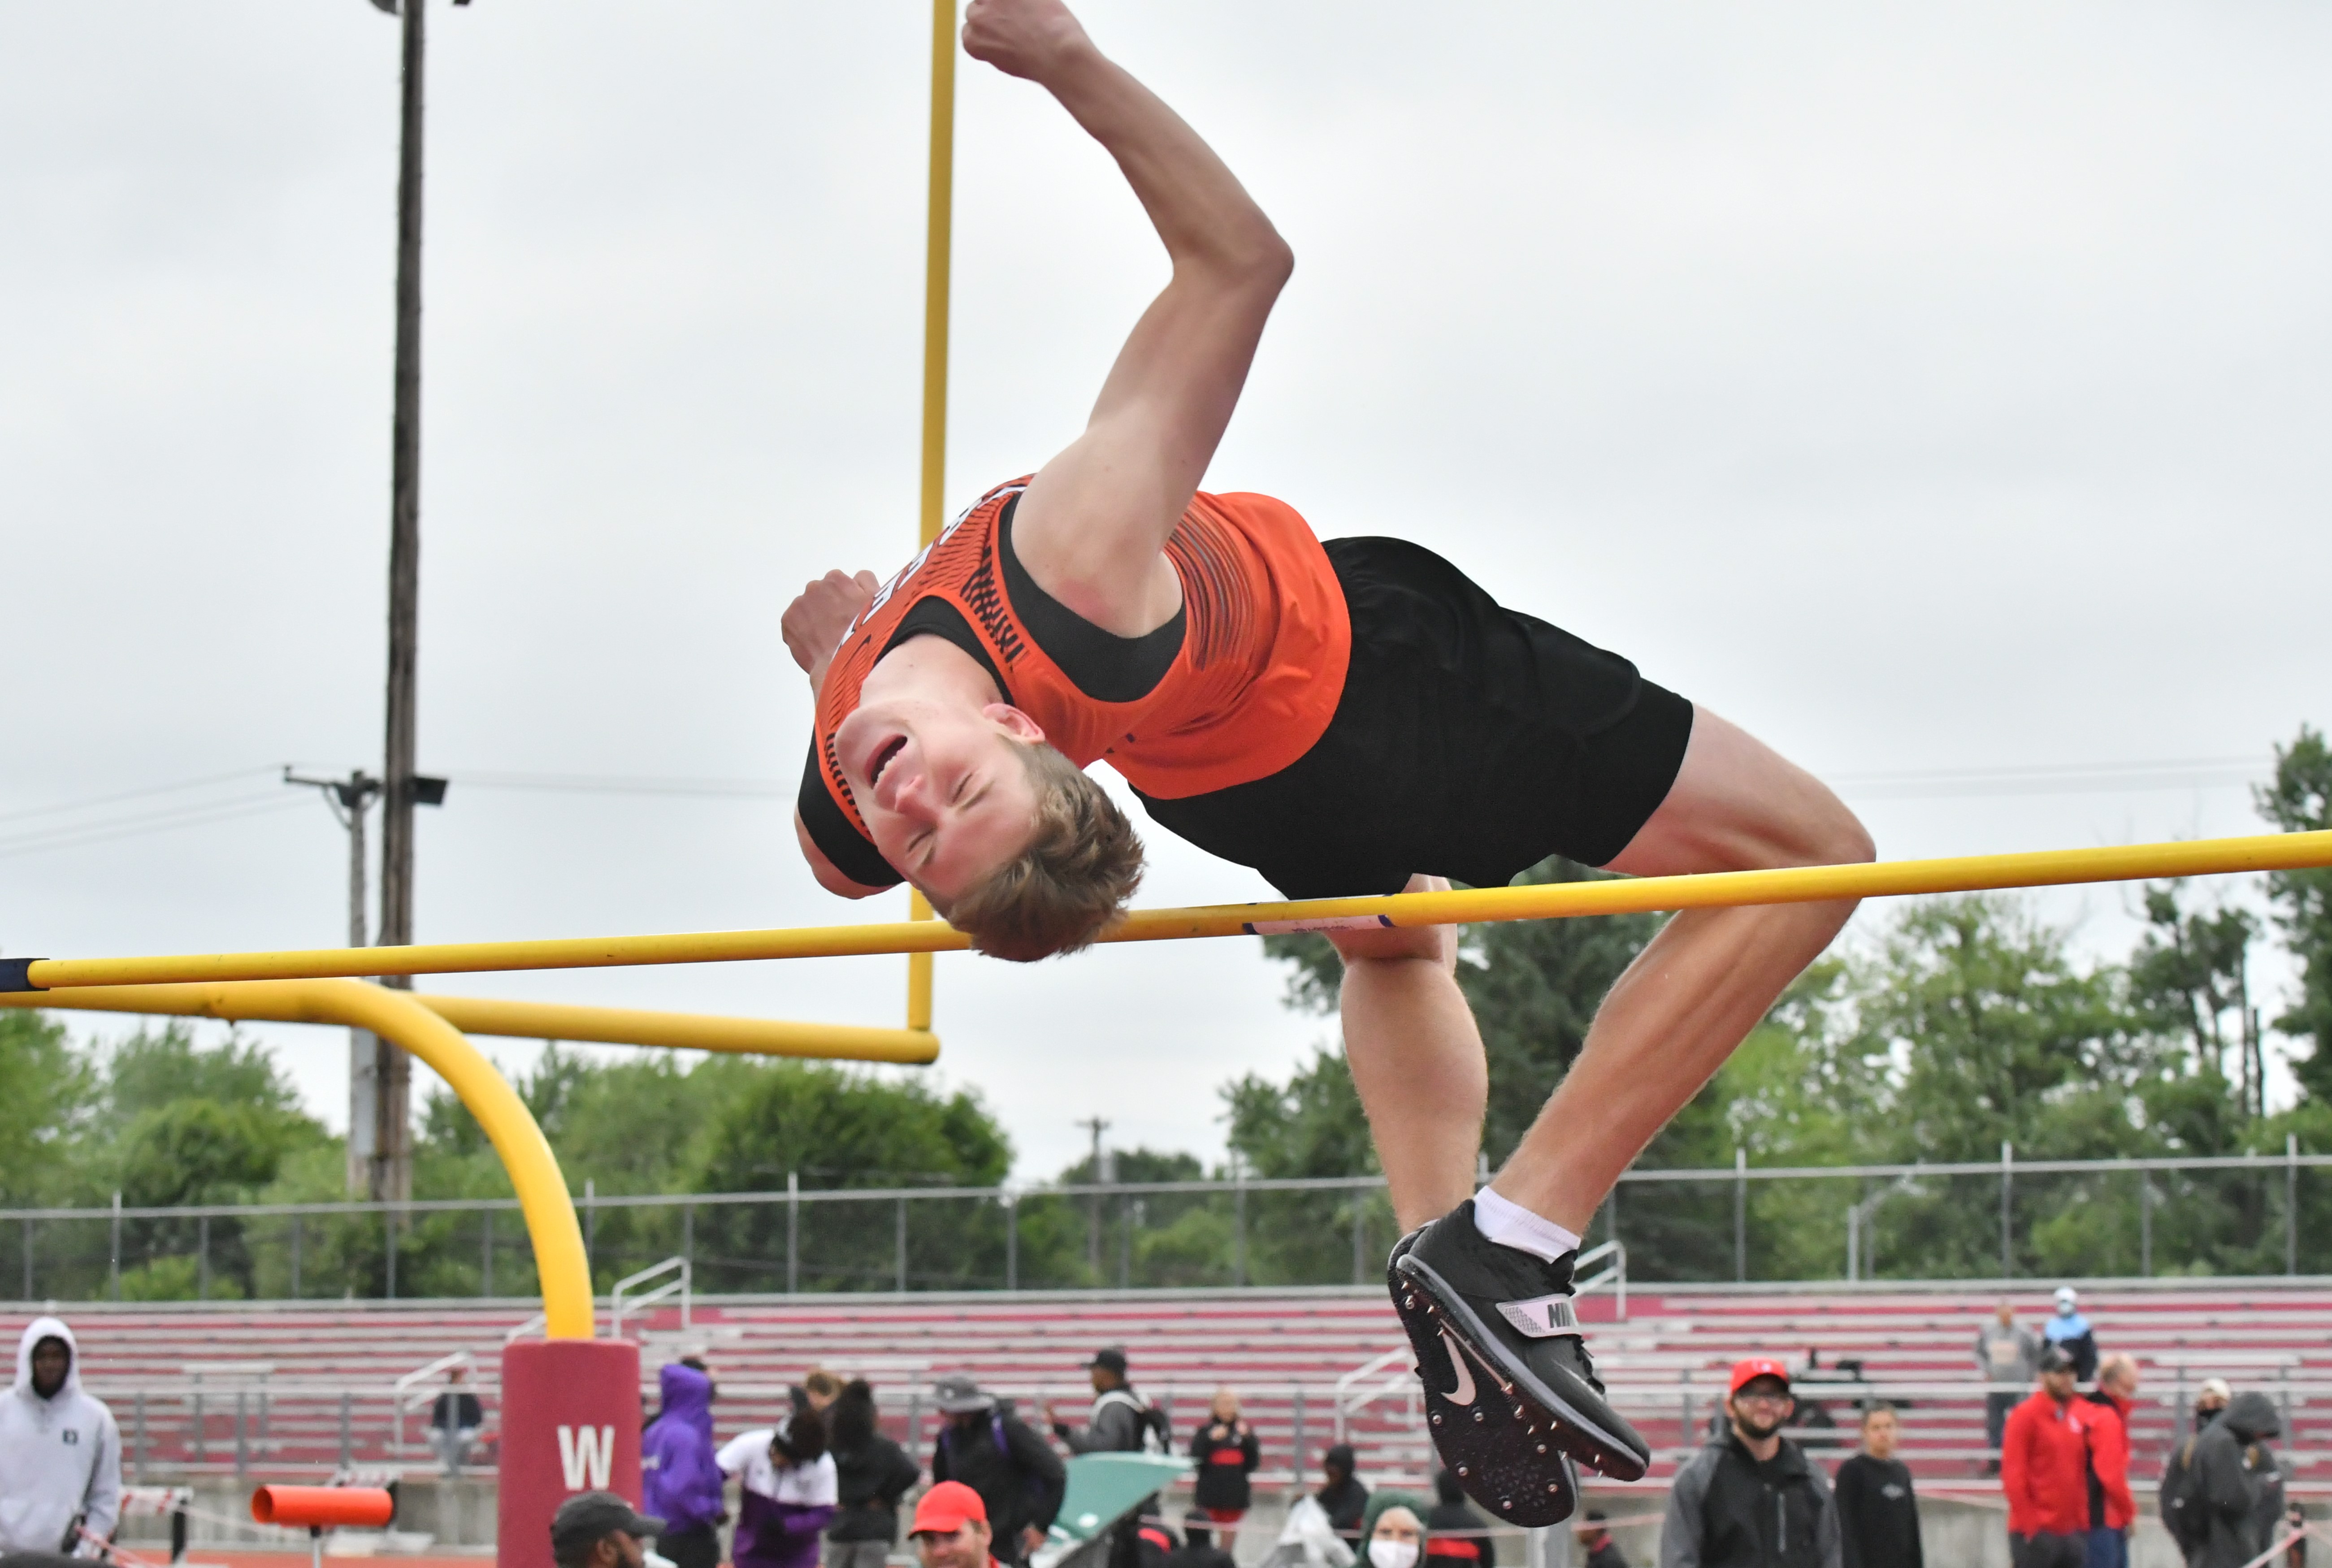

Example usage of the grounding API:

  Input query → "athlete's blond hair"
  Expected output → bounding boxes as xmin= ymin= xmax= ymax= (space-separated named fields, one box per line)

xmin=944 ymin=741 xmax=1144 ymax=962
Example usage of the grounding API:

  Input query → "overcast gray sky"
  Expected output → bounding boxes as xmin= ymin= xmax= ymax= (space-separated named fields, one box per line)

xmin=4 ymin=1 xmax=2327 ymax=1179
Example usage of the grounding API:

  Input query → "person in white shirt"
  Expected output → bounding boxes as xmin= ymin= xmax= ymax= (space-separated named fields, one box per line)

xmin=718 ymin=1411 xmax=838 ymax=1568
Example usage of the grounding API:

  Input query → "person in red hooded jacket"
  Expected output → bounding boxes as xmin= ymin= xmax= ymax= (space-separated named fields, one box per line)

xmin=2002 ymin=1347 xmax=2093 ymax=1568
xmin=2079 ymin=1356 xmax=2140 ymax=1568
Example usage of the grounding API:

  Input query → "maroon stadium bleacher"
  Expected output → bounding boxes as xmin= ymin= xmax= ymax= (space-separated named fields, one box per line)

xmin=8 ymin=1279 xmax=2324 ymax=1499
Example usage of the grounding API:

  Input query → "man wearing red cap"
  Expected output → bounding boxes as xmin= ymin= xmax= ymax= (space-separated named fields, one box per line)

xmin=912 ymin=1481 xmax=1009 ymax=1568
xmin=1659 ymin=1358 xmax=1839 ymax=1568
xmin=2001 ymin=1347 xmax=2091 ymax=1568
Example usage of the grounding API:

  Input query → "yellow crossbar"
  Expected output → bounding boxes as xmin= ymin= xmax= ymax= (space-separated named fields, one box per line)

xmin=0 ymin=984 xmax=939 ymax=1065
xmin=8 ymin=829 xmax=2329 ymax=991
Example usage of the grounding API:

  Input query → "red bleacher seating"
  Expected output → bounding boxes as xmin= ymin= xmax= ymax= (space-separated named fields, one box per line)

xmin=8 ymin=1280 xmax=2323 ymax=1497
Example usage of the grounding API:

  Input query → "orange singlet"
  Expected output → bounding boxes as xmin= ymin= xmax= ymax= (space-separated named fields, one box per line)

xmin=800 ymin=477 xmax=1351 ymax=888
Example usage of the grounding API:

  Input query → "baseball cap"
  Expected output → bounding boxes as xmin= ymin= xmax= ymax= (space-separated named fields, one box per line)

xmin=932 ymin=1373 xmax=996 ymax=1414
xmin=910 ymin=1481 xmax=990 ymax=1538
xmin=2199 ymin=1377 xmax=2232 ymax=1401
xmin=550 ymin=1493 xmax=664 ymax=1567
xmin=2054 ymin=1286 xmax=2078 ymax=1310
xmin=2037 ymin=1345 xmax=2075 ymax=1374
xmin=1085 ymin=1348 xmax=1129 ymax=1376
xmin=1728 ymin=1357 xmax=1791 ymax=1396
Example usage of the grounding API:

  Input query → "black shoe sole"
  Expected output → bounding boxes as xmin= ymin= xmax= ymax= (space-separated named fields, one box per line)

xmin=1392 ymin=1247 xmax=1649 ymax=1486
xmin=1386 ymin=1237 xmax=1579 ymax=1528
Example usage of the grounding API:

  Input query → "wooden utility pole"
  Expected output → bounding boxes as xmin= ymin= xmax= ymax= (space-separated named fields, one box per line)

xmin=370 ymin=0 xmax=429 ymax=1204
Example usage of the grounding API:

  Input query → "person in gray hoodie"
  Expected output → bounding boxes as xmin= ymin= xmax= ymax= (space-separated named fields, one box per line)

xmin=0 ymin=1317 xmax=121 ymax=1555
xmin=2188 ymin=1391 xmax=2283 ymax=1568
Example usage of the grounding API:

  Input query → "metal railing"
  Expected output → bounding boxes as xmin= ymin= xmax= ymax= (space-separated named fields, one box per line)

xmin=611 ymin=1256 xmax=690 ymax=1340
xmin=4 ymin=1145 xmax=2325 ymax=1304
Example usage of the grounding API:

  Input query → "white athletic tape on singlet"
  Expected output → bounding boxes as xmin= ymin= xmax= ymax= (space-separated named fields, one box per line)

xmin=1244 ymin=915 xmax=1396 ymax=935
xmin=1496 ymin=1292 xmax=1585 ymax=1339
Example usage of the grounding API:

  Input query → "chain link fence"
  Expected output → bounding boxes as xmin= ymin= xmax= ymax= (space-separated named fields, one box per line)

xmin=7 ymin=1146 xmax=2326 ymax=1304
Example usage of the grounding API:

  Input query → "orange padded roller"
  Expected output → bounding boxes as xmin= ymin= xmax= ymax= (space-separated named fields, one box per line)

xmin=250 ymin=1485 xmax=395 ymax=1528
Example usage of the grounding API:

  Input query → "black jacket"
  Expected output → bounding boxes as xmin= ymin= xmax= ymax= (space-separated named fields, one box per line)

xmin=1831 ymin=1455 xmax=1920 ymax=1568
xmin=1317 ymin=1477 xmax=1370 ymax=1538
xmin=931 ymin=1407 xmax=1068 ymax=1549
xmin=1425 ymin=1498 xmax=1497 ymax=1568
xmin=1659 ymin=1433 xmax=1841 ymax=1568
xmin=828 ymin=1432 xmax=920 ymax=1542
xmin=1189 ymin=1421 xmax=1261 ymax=1512
xmin=2191 ymin=1393 xmax=2284 ymax=1568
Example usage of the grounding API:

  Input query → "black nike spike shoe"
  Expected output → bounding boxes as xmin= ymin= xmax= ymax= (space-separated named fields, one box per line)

xmin=1389 ymin=1201 xmax=1650 ymax=1525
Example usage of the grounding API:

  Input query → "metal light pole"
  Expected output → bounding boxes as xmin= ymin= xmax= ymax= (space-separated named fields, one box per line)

xmin=366 ymin=0 xmax=466 ymax=1200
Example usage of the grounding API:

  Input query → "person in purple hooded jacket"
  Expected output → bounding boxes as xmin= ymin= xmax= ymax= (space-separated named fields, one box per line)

xmin=644 ymin=1360 xmax=726 ymax=1568
xmin=720 ymin=1408 xmax=839 ymax=1568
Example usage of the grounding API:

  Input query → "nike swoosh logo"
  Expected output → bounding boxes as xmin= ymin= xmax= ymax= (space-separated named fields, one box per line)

xmin=1440 ymin=1330 xmax=1477 ymax=1406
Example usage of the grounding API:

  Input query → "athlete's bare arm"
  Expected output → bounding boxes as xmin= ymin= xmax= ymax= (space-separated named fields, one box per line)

xmin=969 ymin=0 xmax=1293 ymax=636
xmin=784 ymin=569 xmax=892 ymax=898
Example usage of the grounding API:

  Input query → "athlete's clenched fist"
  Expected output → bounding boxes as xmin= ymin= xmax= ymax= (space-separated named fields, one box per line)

xmin=782 ymin=569 xmax=880 ymax=692
xmin=962 ymin=0 xmax=1094 ymax=84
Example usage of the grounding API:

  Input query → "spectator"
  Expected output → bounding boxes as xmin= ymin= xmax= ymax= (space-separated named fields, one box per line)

xmin=428 ymin=1363 xmax=486 ymax=1477
xmin=1660 ymin=1356 xmax=1840 ymax=1568
xmin=796 ymin=1369 xmax=845 ymax=1417
xmin=0 ymin=1316 xmax=121 ymax=1557
xmin=2003 ymin=1347 xmax=2094 ymax=1568
xmin=910 ymin=1481 xmax=1006 ymax=1568
xmin=551 ymin=1491 xmax=664 ymax=1568
xmin=1049 ymin=1350 xmax=1167 ymax=1568
xmin=1424 ymin=1468 xmax=1495 ymax=1568
xmin=1049 ymin=1348 xmax=1166 ymax=1455
xmin=1316 ymin=1444 xmax=1370 ymax=1539
xmin=2043 ymin=1290 xmax=2098 ymax=1385
xmin=1190 ymin=1387 xmax=1260 ymax=1550
xmin=929 ymin=1373 xmax=1064 ymax=1566
xmin=2193 ymin=1378 xmax=2232 ymax=1436
xmin=828 ymin=1378 xmax=920 ymax=1568
xmin=1977 ymin=1301 xmax=2041 ymax=1473
xmin=644 ymin=1360 xmax=724 ymax=1568
xmin=2162 ymin=1375 xmax=2237 ymax=1558
xmin=1167 ymin=1516 xmax=1238 ymax=1568
xmin=721 ymin=1409 xmax=839 ymax=1568
xmin=2079 ymin=1357 xmax=2140 ymax=1568
xmin=2189 ymin=1392 xmax=2283 ymax=1568
xmin=1578 ymin=1512 xmax=1629 ymax=1568
xmin=1834 ymin=1403 xmax=1921 ymax=1568
xmin=1364 ymin=1497 xmax=1426 ymax=1568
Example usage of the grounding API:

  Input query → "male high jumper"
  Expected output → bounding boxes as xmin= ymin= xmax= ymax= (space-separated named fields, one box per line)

xmin=784 ymin=0 xmax=1873 ymax=1525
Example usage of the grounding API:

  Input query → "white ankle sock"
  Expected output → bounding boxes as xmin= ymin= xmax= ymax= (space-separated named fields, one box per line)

xmin=1471 ymin=1186 xmax=1582 ymax=1264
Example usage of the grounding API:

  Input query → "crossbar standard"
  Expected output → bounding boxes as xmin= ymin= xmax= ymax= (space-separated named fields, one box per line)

xmin=6 ymin=829 xmax=2329 ymax=990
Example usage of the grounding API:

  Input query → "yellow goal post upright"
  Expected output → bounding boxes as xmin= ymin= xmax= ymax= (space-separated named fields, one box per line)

xmin=904 ymin=0 xmax=958 ymax=1034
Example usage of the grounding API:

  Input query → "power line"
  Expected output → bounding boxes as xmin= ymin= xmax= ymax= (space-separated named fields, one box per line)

xmin=0 ymin=794 xmax=308 ymax=861
xmin=0 ymin=766 xmax=278 ymax=827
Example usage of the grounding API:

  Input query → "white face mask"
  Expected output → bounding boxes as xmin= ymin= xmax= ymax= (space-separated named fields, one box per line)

xmin=1369 ymin=1541 xmax=1419 ymax=1568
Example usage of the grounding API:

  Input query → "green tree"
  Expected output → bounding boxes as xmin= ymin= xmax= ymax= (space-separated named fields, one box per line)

xmin=0 ymin=1011 xmax=91 ymax=1204
xmin=690 ymin=1062 xmax=1013 ymax=1293
xmin=2257 ymin=725 xmax=2332 ymax=1102
xmin=92 ymin=1025 xmax=327 ymax=1300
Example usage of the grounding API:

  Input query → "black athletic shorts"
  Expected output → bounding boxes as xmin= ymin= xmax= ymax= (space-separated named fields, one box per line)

xmin=1136 ymin=536 xmax=1694 ymax=900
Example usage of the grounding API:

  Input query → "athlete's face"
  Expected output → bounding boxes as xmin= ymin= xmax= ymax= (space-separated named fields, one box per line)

xmin=835 ymin=695 xmax=1043 ymax=901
